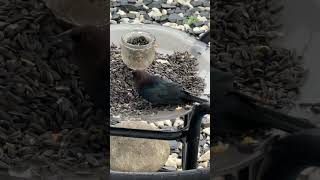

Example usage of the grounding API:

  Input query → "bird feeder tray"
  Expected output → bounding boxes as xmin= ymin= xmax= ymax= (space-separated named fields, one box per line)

xmin=110 ymin=24 xmax=210 ymax=122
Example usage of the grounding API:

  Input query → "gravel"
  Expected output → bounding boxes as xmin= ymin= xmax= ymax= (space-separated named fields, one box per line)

xmin=110 ymin=0 xmax=210 ymax=37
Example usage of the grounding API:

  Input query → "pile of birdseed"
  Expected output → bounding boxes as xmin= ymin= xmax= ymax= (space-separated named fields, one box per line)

xmin=127 ymin=36 xmax=149 ymax=45
xmin=110 ymin=44 xmax=206 ymax=117
xmin=0 ymin=0 xmax=107 ymax=173
xmin=211 ymin=0 xmax=306 ymax=109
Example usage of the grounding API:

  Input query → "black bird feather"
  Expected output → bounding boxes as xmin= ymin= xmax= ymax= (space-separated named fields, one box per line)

xmin=132 ymin=70 xmax=208 ymax=105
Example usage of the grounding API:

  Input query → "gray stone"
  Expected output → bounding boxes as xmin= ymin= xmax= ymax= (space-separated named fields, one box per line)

xmin=200 ymin=11 xmax=210 ymax=18
xmin=167 ymin=9 xmax=175 ymax=14
xmin=112 ymin=2 xmax=121 ymax=7
xmin=191 ymin=0 xmax=203 ymax=7
xmin=143 ymin=20 xmax=152 ymax=24
xmin=201 ymin=116 xmax=210 ymax=128
xmin=144 ymin=0 xmax=152 ymax=5
xmin=203 ymin=2 xmax=210 ymax=7
xmin=120 ymin=14 xmax=127 ymax=18
xmin=193 ymin=21 xmax=205 ymax=27
xmin=143 ymin=14 xmax=152 ymax=20
xmin=154 ymin=16 xmax=161 ymax=21
xmin=127 ymin=13 xmax=136 ymax=19
xmin=176 ymin=19 xmax=184 ymax=25
xmin=161 ymin=4 xmax=176 ymax=9
xmin=120 ymin=0 xmax=128 ymax=6
xmin=174 ymin=8 xmax=183 ymax=14
xmin=111 ymin=121 xmax=170 ymax=172
xmin=168 ymin=140 xmax=179 ymax=150
xmin=160 ymin=15 xmax=168 ymax=21
xmin=139 ymin=11 xmax=147 ymax=15
xmin=148 ymin=2 xmax=162 ymax=8
xmin=168 ymin=13 xmax=180 ymax=23
xmin=112 ymin=14 xmax=120 ymax=20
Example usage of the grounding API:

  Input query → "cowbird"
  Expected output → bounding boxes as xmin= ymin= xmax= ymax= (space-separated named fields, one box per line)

xmin=132 ymin=70 xmax=208 ymax=105
xmin=212 ymin=67 xmax=316 ymax=135
xmin=259 ymin=128 xmax=320 ymax=180
xmin=56 ymin=25 xmax=108 ymax=109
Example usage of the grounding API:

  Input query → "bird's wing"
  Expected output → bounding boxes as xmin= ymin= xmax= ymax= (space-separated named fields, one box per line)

xmin=141 ymin=80 xmax=181 ymax=101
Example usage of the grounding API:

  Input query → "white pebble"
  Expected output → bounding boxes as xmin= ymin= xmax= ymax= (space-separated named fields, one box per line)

xmin=178 ymin=13 xmax=184 ymax=17
xmin=165 ymin=157 xmax=177 ymax=168
xmin=193 ymin=27 xmax=203 ymax=34
xmin=117 ymin=10 xmax=126 ymax=16
xmin=120 ymin=18 xmax=130 ymax=23
xmin=203 ymin=128 xmax=210 ymax=136
xmin=139 ymin=15 xmax=145 ymax=21
xmin=155 ymin=121 xmax=165 ymax=128
xmin=163 ymin=120 xmax=172 ymax=127
xmin=143 ymin=4 xmax=149 ymax=10
xmin=197 ymin=15 xmax=207 ymax=22
xmin=137 ymin=0 xmax=143 ymax=3
xmin=175 ymin=158 xmax=182 ymax=167
xmin=167 ymin=0 xmax=173 ymax=4
xmin=148 ymin=8 xmax=162 ymax=18
xmin=171 ymin=153 xmax=179 ymax=158
xmin=162 ymin=9 xmax=167 ymax=15
xmin=131 ymin=18 xmax=142 ymax=24
xmin=199 ymin=161 xmax=208 ymax=168
xmin=149 ymin=123 xmax=158 ymax=129
xmin=201 ymin=25 xmax=209 ymax=31
xmin=129 ymin=11 xmax=140 ymax=17
xmin=199 ymin=150 xmax=210 ymax=162
xmin=173 ymin=119 xmax=184 ymax=127
xmin=206 ymin=136 xmax=210 ymax=141
xmin=183 ymin=24 xmax=191 ymax=30
xmin=177 ymin=0 xmax=193 ymax=8
xmin=177 ymin=25 xmax=185 ymax=31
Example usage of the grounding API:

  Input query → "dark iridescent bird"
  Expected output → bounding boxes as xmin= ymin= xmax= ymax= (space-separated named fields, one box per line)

xmin=212 ymin=67 xmax=316 ymax=135
xmin=55 ymin=25 xmax=108 ymax=109
xmin=132 ymin=70 xmax=208 ymax=105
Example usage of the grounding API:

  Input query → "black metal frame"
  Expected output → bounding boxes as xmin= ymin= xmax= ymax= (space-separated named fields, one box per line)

xmin=110 ymin=103 xmax=210 ymax=170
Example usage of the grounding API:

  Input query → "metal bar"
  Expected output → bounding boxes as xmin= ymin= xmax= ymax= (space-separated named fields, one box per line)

xmin=110 ymin=126 xmax=187 ymax=140
xmin=183 ymin=103 xmax=210 ymax=170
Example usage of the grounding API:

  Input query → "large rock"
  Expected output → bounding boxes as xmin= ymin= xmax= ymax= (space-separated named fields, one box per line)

xmin=43 ymin=0 xmax=107 ymax=26
xmin=111 ymin=121 xmax=170 ymax=172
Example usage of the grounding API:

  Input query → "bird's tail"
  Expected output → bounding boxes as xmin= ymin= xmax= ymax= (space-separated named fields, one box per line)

xmin=254 ymin=105 xmax=316 ymax=133
xmin=183 ymin=92 xmax=209 ymax=104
